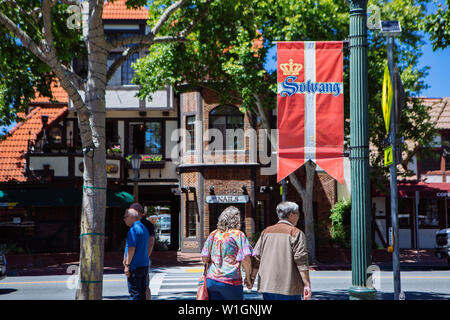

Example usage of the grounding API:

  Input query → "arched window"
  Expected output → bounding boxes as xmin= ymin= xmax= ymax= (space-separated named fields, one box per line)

xmin=209 ymin=105 xmax=244 ymax=150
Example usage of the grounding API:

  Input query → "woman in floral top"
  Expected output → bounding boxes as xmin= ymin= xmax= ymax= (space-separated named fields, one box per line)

xmin=201 ymin=206 xmax=255 ymax=300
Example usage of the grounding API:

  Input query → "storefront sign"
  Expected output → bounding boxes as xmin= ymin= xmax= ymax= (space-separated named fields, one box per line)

xmin=206 ymin=195 xmax=249 ymax=204
xmin=79 ymin=162 xmax=119 ymax=174
xmin=436 ymin=192 xmax=450 ymax=198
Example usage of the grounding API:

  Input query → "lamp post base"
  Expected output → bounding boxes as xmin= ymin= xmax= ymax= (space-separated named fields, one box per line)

xmin=349 ymin=286 xmax=377 ymax=300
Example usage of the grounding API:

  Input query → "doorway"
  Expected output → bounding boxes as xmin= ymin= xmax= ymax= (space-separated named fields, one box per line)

xmin=143 ymin=199 xmax=180 ymax=251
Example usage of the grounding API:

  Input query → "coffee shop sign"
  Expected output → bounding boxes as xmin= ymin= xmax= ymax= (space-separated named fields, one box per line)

xmin=206 ymin=195 xmax=249 ymax=204
xmin=436 ymin=192 xmax=450 ymax=198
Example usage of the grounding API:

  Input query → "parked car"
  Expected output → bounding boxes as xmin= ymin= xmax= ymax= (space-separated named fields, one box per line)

xmin=0 ymin=254 xmax=6 ymax=280
xmin=435 ymin=228 xmax=450 ymax=266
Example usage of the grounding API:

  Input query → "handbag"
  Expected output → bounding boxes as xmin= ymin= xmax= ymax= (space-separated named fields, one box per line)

xmin=196 ymin=231 xmax=216 ymax=300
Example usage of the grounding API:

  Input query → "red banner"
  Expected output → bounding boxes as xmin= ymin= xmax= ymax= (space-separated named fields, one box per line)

xmin=277 ymin=41 xmax=344 ymax=184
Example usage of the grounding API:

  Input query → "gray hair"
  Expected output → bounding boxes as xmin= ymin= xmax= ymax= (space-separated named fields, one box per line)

xmin=126 ymin=208 xmax=140 ymax=219
xmin=217 ymin=206 xmax=241 ymax=231
xmin=276 ymin=201 xmax=299 ymax=220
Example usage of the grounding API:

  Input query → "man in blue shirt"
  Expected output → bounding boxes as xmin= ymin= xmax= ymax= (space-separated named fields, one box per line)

xmin=123 ymin=208 xmax=149 ymax=300
xmin=129 ymin=203 xmax=155 ymax=300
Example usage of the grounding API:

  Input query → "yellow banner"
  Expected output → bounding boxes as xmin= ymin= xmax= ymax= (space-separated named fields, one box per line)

xmin=382 ymin=64 xmax=393 ymax=133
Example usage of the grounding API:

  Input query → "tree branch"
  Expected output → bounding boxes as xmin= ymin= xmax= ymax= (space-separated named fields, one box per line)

xmin=0 ymin=10 xmax=48 ymax=62
xmin=42 ymin=0 xmax=55 ymax=53
xmin=179 ymin=0 xmax=211 ymax=38
xmin=151 ymin=0 xmax=188 ymax=36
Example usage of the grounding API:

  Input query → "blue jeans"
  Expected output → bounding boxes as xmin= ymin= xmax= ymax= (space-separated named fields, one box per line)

xmin=206 ymin=278 xmax=244 ymax=300
xmin=127 ymin=266 xmax=149 ymax=300
xmin=263 ymin=292 xmax=302 ymax=300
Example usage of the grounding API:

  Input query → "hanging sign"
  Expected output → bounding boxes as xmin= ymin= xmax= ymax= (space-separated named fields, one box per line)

xmin=277 ymin=41 xmax=344 ymax=184
xmin=205 ymin=195 xmax=249 ymax=204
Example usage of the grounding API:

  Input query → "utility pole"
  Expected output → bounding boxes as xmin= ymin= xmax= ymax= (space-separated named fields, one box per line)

xmin=380 ymin=19 xmax=403 ymax=300
xmin=347 ymin=0 xmax=376 ymax=300
xmin=387 ymin=33 xmax=402 ymax=301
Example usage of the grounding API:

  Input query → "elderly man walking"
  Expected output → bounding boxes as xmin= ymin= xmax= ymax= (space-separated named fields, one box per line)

xmin=250 ymin=201 xmax=312 ymax=300
xmin=127 ymin=203 xmax=155 ymax=300
xmin=123 ymin=208 xmax=150 ymax=300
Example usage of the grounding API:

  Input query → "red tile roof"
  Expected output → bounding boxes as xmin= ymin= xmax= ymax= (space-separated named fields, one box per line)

xmin=31 ymin=82 xmax=68 ymax=104
xmin=103 ymin=0 xmax=149 ymax=20
xmin=0 ymin=107 xmax=68 ymax=182
xmin=427 ymin=97 xmax=450 ymax=129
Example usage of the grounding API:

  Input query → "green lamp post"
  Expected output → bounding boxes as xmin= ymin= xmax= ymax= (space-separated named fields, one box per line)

xmin=347 ymin=0 xmax=377 ymax=300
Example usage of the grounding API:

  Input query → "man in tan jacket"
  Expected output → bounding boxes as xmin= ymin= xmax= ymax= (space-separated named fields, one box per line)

xmin=250 ymin=201 xmax=312 ymax=300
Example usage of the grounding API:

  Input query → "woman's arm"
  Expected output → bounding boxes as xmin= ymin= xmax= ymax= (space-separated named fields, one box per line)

xmin=242 ymin=255 xmax=253 ymax=289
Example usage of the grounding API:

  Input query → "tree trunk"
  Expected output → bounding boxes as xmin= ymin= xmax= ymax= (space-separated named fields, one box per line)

xmin=75 ymin=0 xmax=107 ymax=300
xmin=302 ymin=161 xmax=316 ymax=264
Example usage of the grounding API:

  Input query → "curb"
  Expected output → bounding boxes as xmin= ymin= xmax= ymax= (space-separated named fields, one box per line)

xmin=309 ymin=264 xmax=449 ymax=271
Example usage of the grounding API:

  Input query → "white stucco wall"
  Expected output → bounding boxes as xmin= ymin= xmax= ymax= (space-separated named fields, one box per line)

xmin=29 ymin=157 xmax=69 ymax=176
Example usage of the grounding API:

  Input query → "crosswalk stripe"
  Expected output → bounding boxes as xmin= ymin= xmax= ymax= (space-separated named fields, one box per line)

xmin=149 ymin=273 xmax=166 ymax=295
xmin=148 ymin=270 xmax=259 ymax=300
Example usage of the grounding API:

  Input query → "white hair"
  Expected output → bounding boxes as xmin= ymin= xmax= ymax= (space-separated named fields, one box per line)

xmin=276 ymin=201 xmax=299 ymax=220
xmin=127 ymin=208 xmax=139 ymax=219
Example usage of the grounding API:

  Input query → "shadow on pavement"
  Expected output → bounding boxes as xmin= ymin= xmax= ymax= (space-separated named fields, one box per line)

xmin=103 ymin=295 xmax=129 ymax=300
xmin=309 ymin=290 xmax=450 ymax=300
xmin=0 ymin=288 xmax=18 ymax=295
xmin=376 ymin=291 xmax=450 ymax=300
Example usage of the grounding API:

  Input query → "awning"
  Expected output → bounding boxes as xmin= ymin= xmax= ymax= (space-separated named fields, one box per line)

xmin=0 ymin=188 xmax=134 ymax=208
xmin=397 ymin=182 xmax=450 ymax=198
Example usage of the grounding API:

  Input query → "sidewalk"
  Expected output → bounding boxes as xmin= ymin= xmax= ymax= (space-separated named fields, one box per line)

xmin=4 ymin=247 xmax=448 ymax=277
xmin=310 ymin=247 xmax=449 ymax=271
xmin=5 ymin=251 xmax=204 ymax=277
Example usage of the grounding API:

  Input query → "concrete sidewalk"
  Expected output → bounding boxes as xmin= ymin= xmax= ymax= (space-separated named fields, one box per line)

xmin=311 ymin=247 xmax=449 ymax=271
xmin=4 ymin=248 xmax=449 ymax=277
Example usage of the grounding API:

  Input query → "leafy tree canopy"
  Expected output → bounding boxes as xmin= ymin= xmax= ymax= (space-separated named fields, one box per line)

xmin=422 ymin=0 xmax=450 ymax=50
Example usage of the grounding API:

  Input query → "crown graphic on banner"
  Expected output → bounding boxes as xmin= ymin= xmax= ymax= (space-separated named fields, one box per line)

xmin=280 ymin=59 xmax=303 ymax=76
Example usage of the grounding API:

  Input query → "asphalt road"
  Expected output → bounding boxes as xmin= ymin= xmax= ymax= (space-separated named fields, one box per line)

xmin=0 ymin=268 xmax=449 ymax=300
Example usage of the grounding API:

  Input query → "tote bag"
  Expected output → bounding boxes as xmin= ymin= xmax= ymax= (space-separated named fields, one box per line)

xmin=196 ymin=231 xmax=216 ymax=300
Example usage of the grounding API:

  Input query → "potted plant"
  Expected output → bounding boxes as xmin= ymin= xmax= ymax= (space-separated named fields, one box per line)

xmin=107 ymin=145 xmax=122 ymax=157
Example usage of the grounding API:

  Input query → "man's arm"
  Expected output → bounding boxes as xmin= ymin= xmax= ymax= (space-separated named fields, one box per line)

xmin=124 ymin=247 xmax=135 ymax=277
xmin=300 ymin=270 xmax=312 ymax=300
xmin=148 ymin=236 xmax=155 ymax=258
xmin=293 ymin=231 xmax=311 ymax=300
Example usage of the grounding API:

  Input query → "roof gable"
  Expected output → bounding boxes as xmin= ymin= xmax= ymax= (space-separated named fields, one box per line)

xmin=0 ymin=107 xmax=68 ymax=182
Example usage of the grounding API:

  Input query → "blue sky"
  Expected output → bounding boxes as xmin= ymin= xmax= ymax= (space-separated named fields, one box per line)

xmin=419 ymin=34 xmax=450 ymax=98
xmin=417 ymin=0 xmax=450 ymax=97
